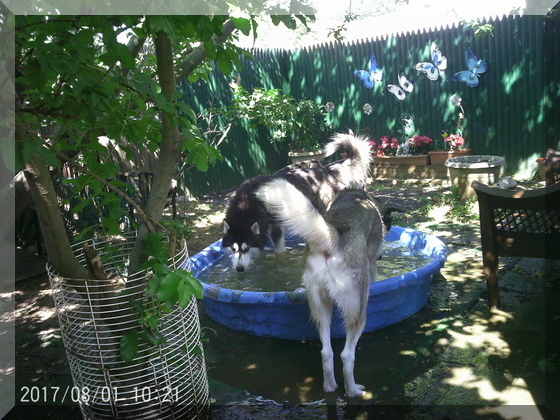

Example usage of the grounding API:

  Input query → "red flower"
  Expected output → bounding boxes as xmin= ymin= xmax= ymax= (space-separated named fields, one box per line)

xmin=444 ymin=134 xmax=465 ymax=150
xmin=406 ymin=135 xmax=433 ymax=155
xmin=376 ymin=135 xmax=399 ymax=156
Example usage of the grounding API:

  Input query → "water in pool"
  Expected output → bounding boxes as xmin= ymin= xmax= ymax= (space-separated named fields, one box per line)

xmin=196 ymin=241 xmax=433 ymax=292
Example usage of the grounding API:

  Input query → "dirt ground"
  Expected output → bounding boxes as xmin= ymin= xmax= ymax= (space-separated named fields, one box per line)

xmin=9 ymin=179 xmax=451 ymax=412
xmin=7 ymin=177 xmax=504 ymax=417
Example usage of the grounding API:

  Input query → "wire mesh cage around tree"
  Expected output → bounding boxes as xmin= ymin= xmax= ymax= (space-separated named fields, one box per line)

xmin=47 ymin=233 xmax=209 ymax=419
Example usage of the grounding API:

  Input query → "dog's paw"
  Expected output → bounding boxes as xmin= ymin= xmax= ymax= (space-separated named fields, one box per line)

xmin=323 ymin=380 xmax=338 ymax=394
xmin=345 ymin=384 xmax=365 ymax=398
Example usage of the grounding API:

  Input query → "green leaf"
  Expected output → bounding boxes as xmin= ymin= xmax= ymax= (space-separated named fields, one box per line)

xmin=176 ymin=102 xmax=197 ymax=124
xmin=73 ymin=224 xmax=98 ymax=242
xmin=36 ymin=145 xmax=61 ymax=170
xmin=152 ymin=263 xmax=172 ymax=276
xmin=181 ymin=271 xmax=203 ymax=299
xmin=231 ymin=16 xmax=252 ymax=36
xmin=203 ymin=41 xmax=216 ymax=59
xmin=146 ymin=277 xmax=161 ymax=296
xmin=177 ymin=280 xmax=192 ymax=309
xmin=156 ymin=272 xmax=181 ymax=302
xmin=217 ymin=56 xmax=233 ymax=76
xmin=147 ymin=315 xmax=158 ymax=330
xmin=143 ymin=232 xmax=168 ymax=260
xmin=71 ymin=197 xmax=93 ymax=215
xmin=131 ymin=79 xmax=148 ymax=97
xmin=154 ymin=92 xmax=169 ymax=109
xmin=120 ymin=331 xmax=139 ymax=362
xmin=114 ymin=42 xmax=136 ymax=69
xmin=101 ymin=217 xmax=120 ymax=233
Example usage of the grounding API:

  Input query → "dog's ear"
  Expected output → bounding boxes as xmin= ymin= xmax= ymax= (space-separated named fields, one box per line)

xmin=382 ymin=207 xmax=405 ymax=231
xmin=251 ymin=221 xmax=260 ymax=235
xmin=386 ymin=206 xmax=405 ymax=215
xmin=223 ymin=220 xmax=230 ymax=234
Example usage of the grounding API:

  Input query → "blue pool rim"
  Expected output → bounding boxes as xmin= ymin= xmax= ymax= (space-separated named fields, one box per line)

xmin=187 ymin=226 xmax=448 ymax=340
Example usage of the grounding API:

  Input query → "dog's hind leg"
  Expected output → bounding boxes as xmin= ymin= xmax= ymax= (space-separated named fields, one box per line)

xmin=341 ymin=326 xmax=366 ymax=397
xmin=307 ymin=282 xmax=338 ymax=393
xmin=339 ymin=284 xmax=368 ymax=397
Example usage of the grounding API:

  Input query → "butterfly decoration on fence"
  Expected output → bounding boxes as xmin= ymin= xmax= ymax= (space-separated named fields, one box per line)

xmin=414 ymin=42 xmax=447 ymax=81
xmin=354 ymin=54 xmax=384 ymax=89
xmin=386 ymin=69 xmax=414 ymax=101
xmin=451 ymin=47 xmax=487 ymax=88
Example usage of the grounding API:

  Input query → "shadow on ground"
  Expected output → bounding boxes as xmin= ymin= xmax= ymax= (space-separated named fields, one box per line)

xmin=7 ymin=180 xmax=560 ymax=419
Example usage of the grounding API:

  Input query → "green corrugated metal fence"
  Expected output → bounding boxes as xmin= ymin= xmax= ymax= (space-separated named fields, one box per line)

xmin=180 ymin=15 xmax=560 ymax=197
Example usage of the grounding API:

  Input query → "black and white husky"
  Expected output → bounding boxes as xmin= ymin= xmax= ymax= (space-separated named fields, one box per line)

xmin=256 ymin=179 xmax=401 ymax=397
xmin=222 ymin=133 xmax=371 ymax=272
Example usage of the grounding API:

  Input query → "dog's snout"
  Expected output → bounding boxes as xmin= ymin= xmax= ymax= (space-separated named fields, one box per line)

xmin=236 ymin=266 xmax=245 ymax=272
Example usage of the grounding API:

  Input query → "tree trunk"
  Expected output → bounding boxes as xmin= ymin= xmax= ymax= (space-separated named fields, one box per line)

xmin=22 ymin=153 xmax=89 ymax=280
xmin=128 ymin=29 xmax=182 ymax=276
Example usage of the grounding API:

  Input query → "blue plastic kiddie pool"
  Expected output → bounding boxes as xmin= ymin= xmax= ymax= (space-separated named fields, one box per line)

xmin=188 ymin=226 xmax=447 ymax=340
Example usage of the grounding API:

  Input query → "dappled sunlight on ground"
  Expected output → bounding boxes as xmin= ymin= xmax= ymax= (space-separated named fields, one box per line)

xmin=13 ymin=179 xmax=559 ymax=418
xmin=396 ymin=256 xmax=559 ymax=418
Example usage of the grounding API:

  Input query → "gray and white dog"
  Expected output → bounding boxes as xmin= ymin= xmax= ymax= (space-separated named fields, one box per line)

xmin=257 ymin=180 xmax=401 ymax=397
xmin=222 ymin=133 xmax=371 ymax=272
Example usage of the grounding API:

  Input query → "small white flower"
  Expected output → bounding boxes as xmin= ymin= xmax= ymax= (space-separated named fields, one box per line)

xmin=450 ymin=94 xmax=462 ymax=107
xmin=363 ymin=103 xmax=372 ymax=115
xmin=325 ymin=102 xmax=335 ymax=113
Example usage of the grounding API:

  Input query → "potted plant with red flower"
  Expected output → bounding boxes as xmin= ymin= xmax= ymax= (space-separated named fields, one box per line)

xmin=407 ymin=135 xmax=433 ymax=157
xmin=371 ymin=135 xmax=400 ymax=157
xmin=429 ymin=133 xmax=471 ymax=165
xmin=372 ymin=134 xmax=431 ymax=166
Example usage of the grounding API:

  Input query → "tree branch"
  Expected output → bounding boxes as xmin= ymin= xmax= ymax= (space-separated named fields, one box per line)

xmin=176 ymin=19 xmax=237 ymax=81
xmin=42 ymin=142 xmax=163 ymax=233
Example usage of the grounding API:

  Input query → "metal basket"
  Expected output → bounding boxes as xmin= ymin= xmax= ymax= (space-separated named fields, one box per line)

xmin=47 ymin=233 xmax=209 ymax=419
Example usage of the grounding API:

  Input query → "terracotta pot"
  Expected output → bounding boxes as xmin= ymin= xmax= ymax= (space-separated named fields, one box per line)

xmin=372 ymin=155 xmax=429 ymax=166
xmin=428 ymin=149 xmax=471 ymax=165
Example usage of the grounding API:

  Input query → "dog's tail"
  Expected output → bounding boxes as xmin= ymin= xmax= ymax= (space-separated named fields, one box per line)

xmin=324 ymin=132 xmax=372 ymax=185
xmin=256 ymin=179 xmax=337 ymax=253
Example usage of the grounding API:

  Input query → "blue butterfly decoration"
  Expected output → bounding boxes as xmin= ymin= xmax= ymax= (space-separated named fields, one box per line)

xmin=451 ymin=48 xmax=487 ymax=88
xmin=415 ymin=42 xmax=447 ymax=81
xmin=354 ymin=54 xmax=383 ymax=89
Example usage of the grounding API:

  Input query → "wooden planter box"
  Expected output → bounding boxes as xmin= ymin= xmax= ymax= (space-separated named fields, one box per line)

xmin=371 ymin=154 xmax=450 ymax=179
xmin=288 ymin=150 xmax=325 ymax=164
xmin=428 ymin=149 xmax=471 ymax=165
xmin=373 ymin=154 xmax=429 ymax=166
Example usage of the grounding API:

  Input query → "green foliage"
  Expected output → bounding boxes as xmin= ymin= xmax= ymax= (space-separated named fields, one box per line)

xmin=15 ymin=15 xmax=247 ymax=177
xmin=464 ymin=19 xmax=494 ymax=39
xmin=142 ymin=230 xmax=203 ymax=308
xmin=14 ymin=14 xmax=257 ymax=362
xmin=120 ymin=330 xmax=139 ymax=363
xmin=15 ymin=14 xmax=255 ymax=243
xmin=14 ymin=12 xmax=307 ymax=363
xmin=119 ymin=223 xmax=203 ymax=362
xmin=223 ymin=87 xmax=332 ymax=152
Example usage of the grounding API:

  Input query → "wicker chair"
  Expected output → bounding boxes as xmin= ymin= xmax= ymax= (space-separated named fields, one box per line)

xmin=544 ymin=148 xmax=560 ymax=186
xmin=471 ymin=180 xmax=560 ymax=308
